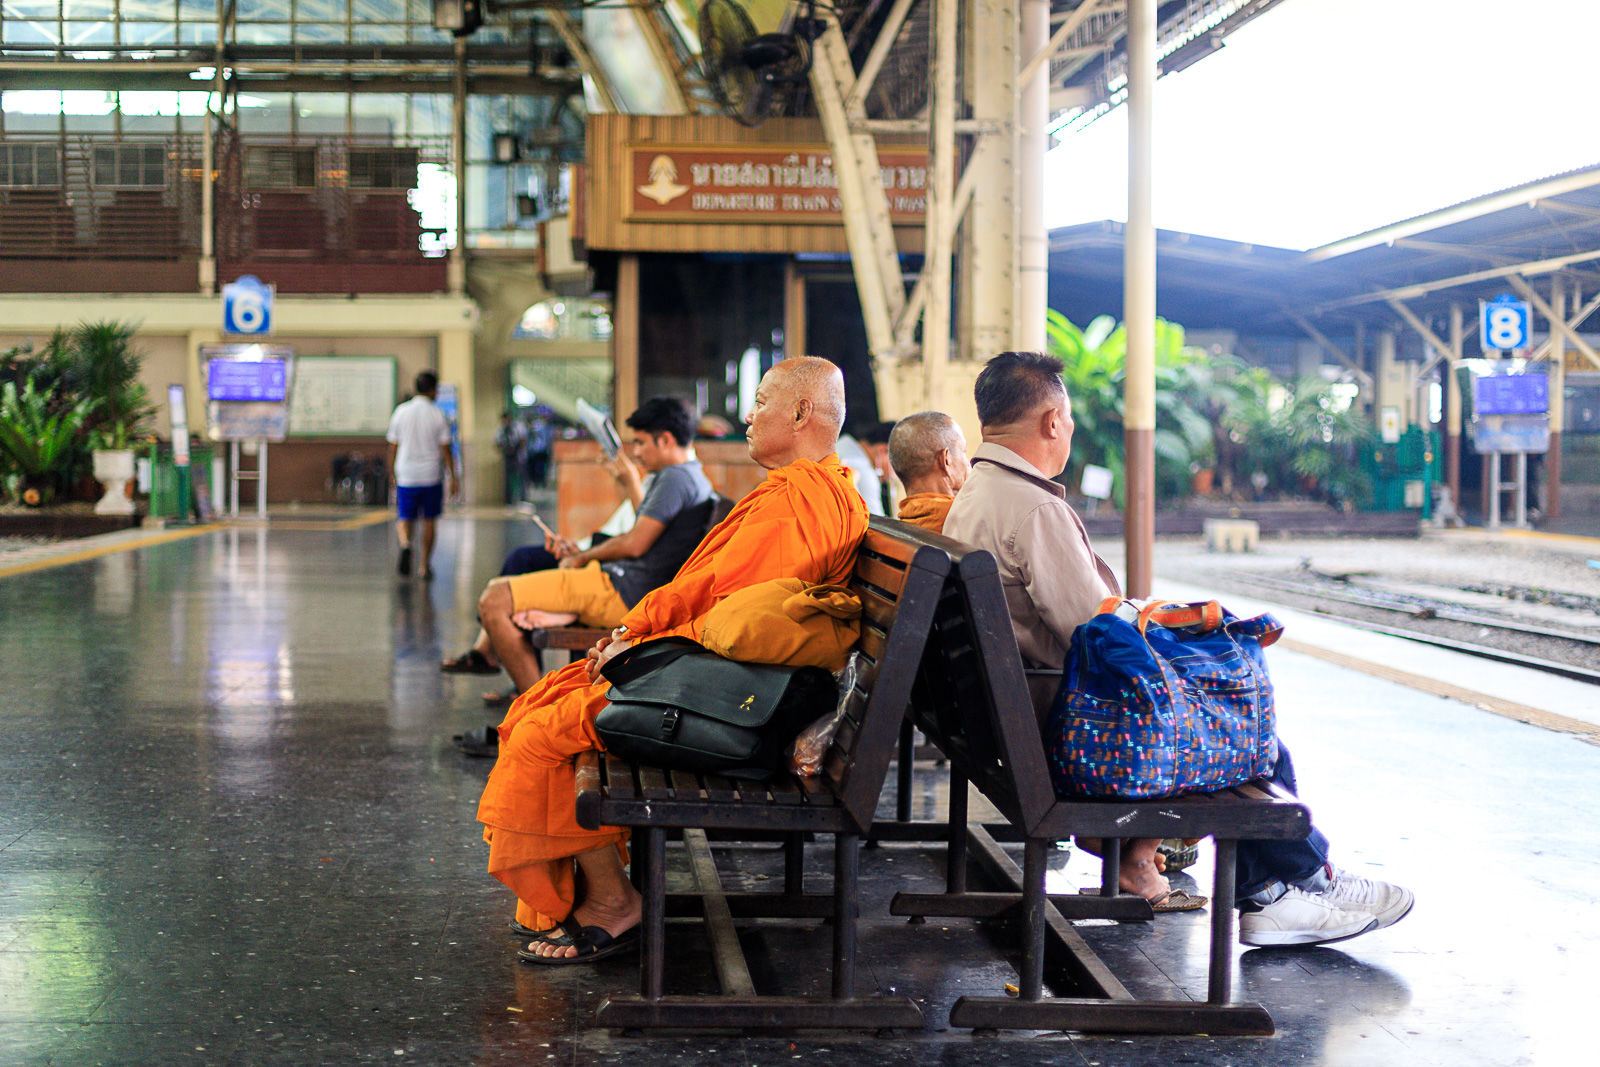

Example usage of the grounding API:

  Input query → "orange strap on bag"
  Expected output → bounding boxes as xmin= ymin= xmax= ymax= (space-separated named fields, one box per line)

xmin=1097 ymin=596 xmax=1228 ymax=637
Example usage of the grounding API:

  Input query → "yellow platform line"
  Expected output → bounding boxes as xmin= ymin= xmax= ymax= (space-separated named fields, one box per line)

xmin=1497 ymin=528 xmax=1600 ymax=548
xmin=0 ymin=523 xmax=225 ymax=580
xmin=1279 ymin=637 xmax=1600 ymax=745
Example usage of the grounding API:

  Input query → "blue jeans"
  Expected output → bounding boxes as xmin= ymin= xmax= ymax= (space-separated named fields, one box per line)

xmin=1234 ymin=738 xmax=1332 ymax=903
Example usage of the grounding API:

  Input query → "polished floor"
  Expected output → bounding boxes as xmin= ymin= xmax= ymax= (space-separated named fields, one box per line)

xmin=1 ymin=514 xmax=1596 ymax=1066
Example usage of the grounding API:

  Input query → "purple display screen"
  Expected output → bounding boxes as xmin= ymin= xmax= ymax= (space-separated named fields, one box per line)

xmin=208 ymin=358 xmax=289 ymax=403
xmin=1474 ymin=373 xmax=1548 ymax=416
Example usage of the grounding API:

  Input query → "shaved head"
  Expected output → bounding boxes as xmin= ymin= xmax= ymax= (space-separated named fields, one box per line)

xmin=744 ymin=356 xmax=848 ymax=468
xmin=889 ymin=411 xmax=963 ymax=485
xmin=766 ymin=356 xmax=846 ymax=436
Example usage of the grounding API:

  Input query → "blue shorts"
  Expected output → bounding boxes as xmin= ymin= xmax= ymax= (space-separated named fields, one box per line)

xmin=396 ymin=483 xmax=444 ymax=521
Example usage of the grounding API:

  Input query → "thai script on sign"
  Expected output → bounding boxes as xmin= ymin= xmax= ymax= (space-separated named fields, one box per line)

xmin=686 ymin=154 xmax=928 ymax=193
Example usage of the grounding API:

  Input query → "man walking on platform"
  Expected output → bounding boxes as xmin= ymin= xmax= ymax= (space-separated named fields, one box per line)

xmin=387 ymin=370 xmax=458 ymax=580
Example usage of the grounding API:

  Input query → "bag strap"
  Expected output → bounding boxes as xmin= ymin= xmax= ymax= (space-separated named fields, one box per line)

xmin=1229 ymin=612 xmax=1285 ymax=648
xmin=598 ymin=636 xmax=705 ymax=686
xmin=1135 ymin=599 xmax=1224 ymax=635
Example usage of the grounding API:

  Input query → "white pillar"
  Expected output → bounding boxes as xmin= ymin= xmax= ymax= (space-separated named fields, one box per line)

xmin=1016 ymin=0 xmax=1051 ymax=352
xmin=1122 ymin=0 xmax=1156 ymax=598
xmin=961 ymin=0 xmax=1019 ymax=365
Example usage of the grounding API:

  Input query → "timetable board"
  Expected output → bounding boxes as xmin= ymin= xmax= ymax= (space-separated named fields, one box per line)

xmin=289 ymin=356 xmax=397 ymax=436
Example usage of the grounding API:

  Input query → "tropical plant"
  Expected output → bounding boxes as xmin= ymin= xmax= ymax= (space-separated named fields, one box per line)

xmin=0 ymin=378 xmax=100 ymax=505
xmin=1044 ymin=310 xmax=1217 ymax=503
xmin=57 ymin=320 xmax=154 ymax=450
xmin=1229 ymin=377 xmax=1375 ymax=509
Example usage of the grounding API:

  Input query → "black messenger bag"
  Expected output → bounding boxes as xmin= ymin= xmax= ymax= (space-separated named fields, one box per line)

xmin=595 ymin=638 xmax=838 ymax=780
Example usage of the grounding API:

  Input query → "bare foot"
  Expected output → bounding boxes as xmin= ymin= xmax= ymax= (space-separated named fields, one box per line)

xmin=1120 ymin=856 xmax=1171 ymax=902
xmin=525 ymin=888 xmax=642 ymax=960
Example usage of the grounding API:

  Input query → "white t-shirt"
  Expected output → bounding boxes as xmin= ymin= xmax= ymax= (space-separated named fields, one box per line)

xmin=386 ymin=395 xmax=452 ymax=488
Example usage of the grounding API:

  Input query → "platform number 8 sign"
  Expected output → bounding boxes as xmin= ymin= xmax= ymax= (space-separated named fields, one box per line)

xmin=1479 ymin=295 xmax=1530 ymax=352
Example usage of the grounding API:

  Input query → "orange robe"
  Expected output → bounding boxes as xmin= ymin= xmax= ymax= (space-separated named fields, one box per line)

xmin=897 ymin=492 xmax=954 ymax=533
xmin=477 ymin=455 xmax=869 ymax=930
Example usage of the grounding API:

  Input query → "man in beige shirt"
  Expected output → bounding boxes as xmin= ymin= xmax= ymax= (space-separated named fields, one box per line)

xmin=944 ymin=351 xmax=1413 ymax=947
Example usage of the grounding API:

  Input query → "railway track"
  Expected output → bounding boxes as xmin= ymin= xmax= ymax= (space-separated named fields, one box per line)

xmin=1206 ymin=569 xmax=1600 ymax=685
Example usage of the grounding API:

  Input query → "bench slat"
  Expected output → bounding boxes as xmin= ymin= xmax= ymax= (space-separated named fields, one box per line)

xmin=701 ymin=773 xmax=740 ymax=802
xmin=670 ymin=769 xmax=705 ymax=799
xmin=851 ymin=554 xmax=912 ymax=599
xmin=604 ymin=754 xmax=636 ymax=800
xmin=638 ymin=765 xmax=673 ymax=799
xmin=796 ymin=774 xmax=836 ymax=805
xmin=765 ymin=775 xmax=803 ymax=805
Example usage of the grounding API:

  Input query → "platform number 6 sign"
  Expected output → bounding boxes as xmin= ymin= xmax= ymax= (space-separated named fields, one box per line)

xmin=1479 ymin=295 xmax=1530 ymax=352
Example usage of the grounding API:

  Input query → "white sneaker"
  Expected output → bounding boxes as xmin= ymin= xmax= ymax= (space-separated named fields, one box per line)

xmin=1238 ymin=887 xmax=1379 ymax=947
xmin=1322 ymin=868 xmax=1413 ymax=930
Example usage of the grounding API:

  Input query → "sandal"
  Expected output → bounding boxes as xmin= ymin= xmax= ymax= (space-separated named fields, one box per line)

xmin=452 ymin=725 xmax=499 ymax=757
xmin=483 ymin=685 xmax=519 ymax=708
xmin=517 ymin=922 xmax=639 ymax=966
xmin=511 ymin=915 xmax=577 ymax=942
xmin=441 ymin=648 xmax=499 ymax=675
xmin=1150 ymin=888 xmax=1209 ymax=913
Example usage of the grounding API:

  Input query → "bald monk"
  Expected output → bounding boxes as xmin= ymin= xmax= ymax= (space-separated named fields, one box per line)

xmin=478 ymin=357 xmax=869 ymax=964
xmin=888 ymin=411 xmax=970 ymax=533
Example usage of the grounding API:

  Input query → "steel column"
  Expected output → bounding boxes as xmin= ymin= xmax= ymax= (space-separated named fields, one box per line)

xmin=1016 ymin=0 xmax=1050 ymax=352
xmin=963 ymin=0 xmax=1019 ymax=363
xmin=922 ymin=0 xmax=958 ymax=399
xmin=1547 ymin=281 xmax=1564 ymax=519
xmin=1122 ymin=0 xmax=1157 ymax=599
xmin=449 ymin=35 xmax=467 ymax=296
xmin=1447 ymin=305 xmax=1463 ymax=512
xmin=810 ymin=14 xmax=905 ymax=366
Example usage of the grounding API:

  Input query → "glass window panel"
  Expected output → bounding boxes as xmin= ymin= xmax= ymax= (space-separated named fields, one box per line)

xmin=408 ymin=95 xmax=450 ymax=138
xmin=177 ymin=0 xmax=211 ymax=16
xmin=233 ymin=24 xmax=282 ymax=44
xmin=352 ymin=0 xmax=409 ymax=20
xmin=2 ymin=0 xmax=61 ymax=19
xmin=238 ymin=0 xmax=290 ymax=19
xmin=351 ymin=94 xmax=407 ymax=137
xmin=62 ymin=20 xmax=115 ymax=45
xmin=234 ymin=92 xmax=293 ymax=132
xmin=293 ymin=22 xmax=343 ymax=42
xmin=63 ymin=0 xmax=114 ymax=17
xmin=2 ymin=22 xmax=57 ymax=45
xmin=177 ymin=23 xmax=217 ymax=44
xmin=295 ymin=0 xmax=341 ymax=19
xmin=63 ymin=111 xmax=115 ymax=133
xmin=406 ymin=0 xmax=430 ymax=20
xmin=351 ymin=25 xmax=407 ymax=44
xmin=122 ymin=113 xmax=181 ymax=134
xmin=122 ymin=23 xmax=177 ymax=46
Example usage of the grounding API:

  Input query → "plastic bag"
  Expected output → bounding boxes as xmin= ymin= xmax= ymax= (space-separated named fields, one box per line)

xmin=787 ymin=652 xmax=860 ymax=777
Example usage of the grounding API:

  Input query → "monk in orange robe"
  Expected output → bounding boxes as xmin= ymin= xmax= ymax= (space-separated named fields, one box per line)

xmin=888 ymin=411 xmax=970 ymax=533
xmin=478 ymin=357 xmax=869 ymax=963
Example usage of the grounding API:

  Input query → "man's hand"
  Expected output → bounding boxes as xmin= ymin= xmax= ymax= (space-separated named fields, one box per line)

xmin=608 ymin=453 xmax=643 ymax=501
xmin=585 ymin=627 xmax=632 ymax=681
xmin=543 ymin=531 xmax=579 ymax=559
xmin=447 ymin=470 xmax=460 ymax=501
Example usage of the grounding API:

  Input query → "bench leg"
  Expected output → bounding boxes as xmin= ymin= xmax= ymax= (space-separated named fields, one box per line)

xmin=832 ymin=831 xmax=859 ymax=1000
xmin=1208 ymin=837 xmax=1239 ymax=1004
xmin=1099 ymin=837 xmax=1122 ymax=899
xmin=1021 ymin=837 xmax=1047 ymax=1001
xmin=895 ymin=718 xmax=914 ymax=822
xmin=641 ymin=825 xmax=666 ymax=1002
xmin=784 ymin=833 xmax=805 ymax=895
xmin=946 ymin=768 xmax=968 ymax=894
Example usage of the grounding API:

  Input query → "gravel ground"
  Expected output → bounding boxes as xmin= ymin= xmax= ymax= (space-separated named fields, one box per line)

xmin=1136 ymin=531 xmax=1600 ymax=671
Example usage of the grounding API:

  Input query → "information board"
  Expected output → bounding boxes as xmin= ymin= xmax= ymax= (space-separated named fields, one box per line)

xmin=288 ymin=357 xmax=397 ymax=436
xmin=1473 ymin=373 xmax=1549 ymax=416
xmin=207 ymin=357 xmax=289 ymax=403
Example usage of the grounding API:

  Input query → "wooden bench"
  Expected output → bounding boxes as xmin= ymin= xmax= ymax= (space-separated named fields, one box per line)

xmin=572 ymin=516 xmax=950 ymax=1031
xmin=879 ymin=520 xmax=1312 ymax=1035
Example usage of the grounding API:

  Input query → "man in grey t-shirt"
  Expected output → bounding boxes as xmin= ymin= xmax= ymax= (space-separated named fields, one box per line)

xmin=474 ymin=397 xmax=714 ymax=695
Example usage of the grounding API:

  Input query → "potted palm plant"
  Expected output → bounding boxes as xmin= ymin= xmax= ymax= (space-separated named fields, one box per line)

xmin=60 ymin=322 xmax=153 ymax=515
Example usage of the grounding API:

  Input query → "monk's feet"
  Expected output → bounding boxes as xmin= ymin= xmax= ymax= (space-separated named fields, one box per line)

xmin=522 ymin=890 xmax=642 ymax=962
xmin=1120 ymin=857 xmax=1171 ymax=903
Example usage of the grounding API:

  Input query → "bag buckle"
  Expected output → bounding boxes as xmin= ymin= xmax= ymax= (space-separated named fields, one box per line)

xmin=659 ymin=708 xmax=681 ymax=738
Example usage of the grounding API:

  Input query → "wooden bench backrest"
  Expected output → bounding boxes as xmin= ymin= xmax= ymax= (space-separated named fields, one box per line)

xmin=898 ymin=525 xmax=1059 ymax=832
xmin=822 ymin=517 xmax=951 ymax=831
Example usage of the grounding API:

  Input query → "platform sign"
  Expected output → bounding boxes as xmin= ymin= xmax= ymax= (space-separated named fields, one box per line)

xmin=201 ymin=344 xmax=296 ymax=442
xmin=1473 ymin=372 xmax=1548 ymax=416
xmin=223 ymin=275 xmax=274 ymax=335
xmin=1479 ymin=294 xmax=1531 ymax=351
xmin=1470 ymin=414 xmax=1550 ymax=454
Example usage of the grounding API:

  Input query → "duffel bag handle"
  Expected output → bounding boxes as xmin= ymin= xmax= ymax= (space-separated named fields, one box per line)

xmin=599 ymin=636 xmax=704 ymax=686
xmin=1096 ymin=596 xmax=1233 ymax=636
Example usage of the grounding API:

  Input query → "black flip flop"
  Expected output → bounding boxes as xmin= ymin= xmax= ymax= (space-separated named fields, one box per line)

xmin=452 ymin=725 xmax=499 ymax=757
xmin=397 ymin=546 xmax=412 ymax=576
xmin=512 ymin=915 xmax=577 ymax=942
xmin=441 ymin=648 xmax=499 ymax=675
xmin=517 ymin=922 xmax=638 ymax=966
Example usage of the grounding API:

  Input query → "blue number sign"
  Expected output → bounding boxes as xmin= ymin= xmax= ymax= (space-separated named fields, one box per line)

xmin=1479 ymin=294 xmax=1530 ymax=351
xmin=223 ymin=275 xmax=274 ymax=335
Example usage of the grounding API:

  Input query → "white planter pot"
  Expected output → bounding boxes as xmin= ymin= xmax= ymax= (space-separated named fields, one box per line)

xmin=92 ymin=448 xmax=137 ymax=516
